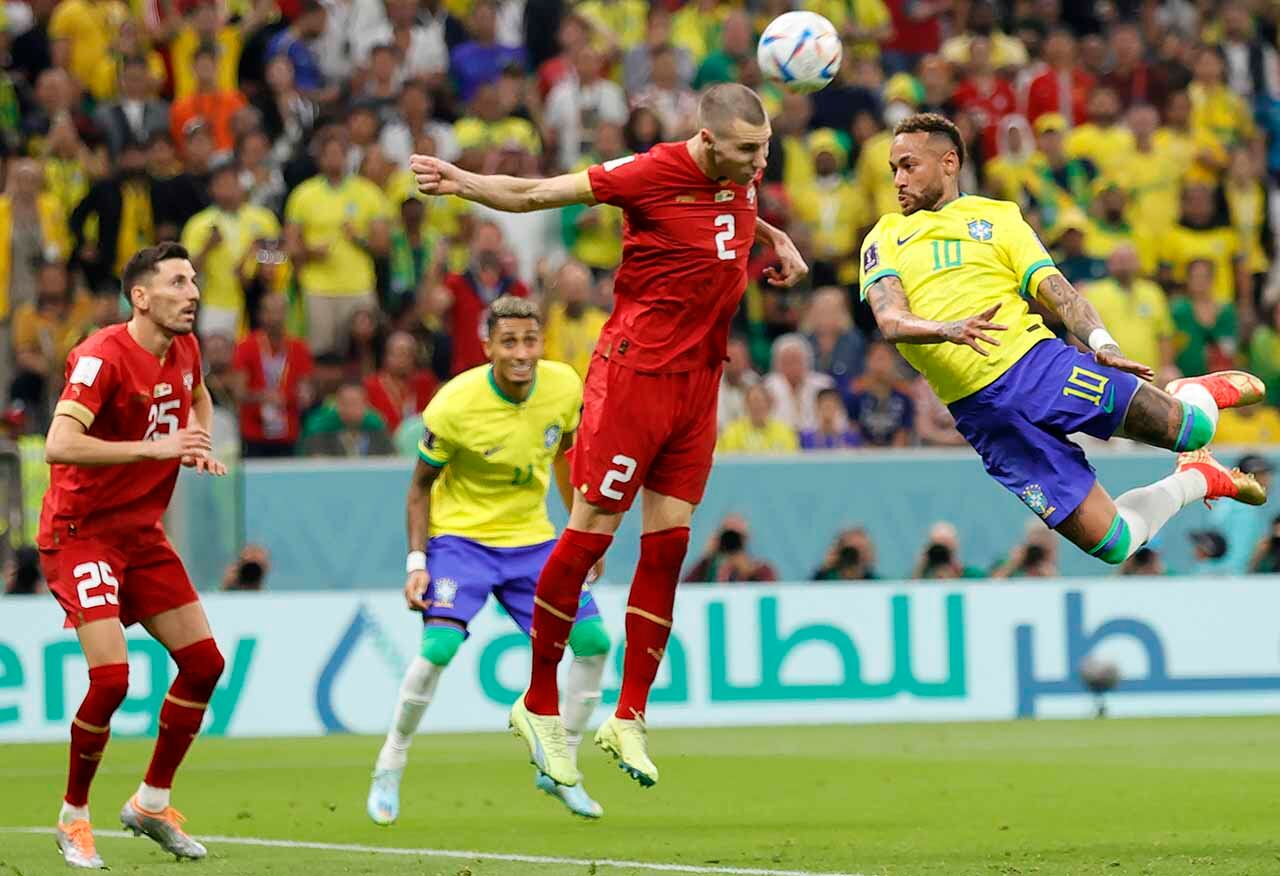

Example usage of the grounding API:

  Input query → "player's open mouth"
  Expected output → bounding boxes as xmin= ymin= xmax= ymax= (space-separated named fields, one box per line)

xmin=509 ymin=363 xmax=532 ymax=378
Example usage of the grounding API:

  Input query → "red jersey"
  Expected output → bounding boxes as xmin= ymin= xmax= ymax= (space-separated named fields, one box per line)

xmin=586 ymin=141 xmax=759 ymax=373
xmin=233 ymin=331 xmax=314 ymax=444
xmin=444 ymin=270 xmax=530 ymax=376
xmin=363 ymin=370 xmax=439 ymax=430
xmin=953 ymin=77 xmax=1018 ymax=158
xmin=39 ymin=324 xmax=203 ymax=547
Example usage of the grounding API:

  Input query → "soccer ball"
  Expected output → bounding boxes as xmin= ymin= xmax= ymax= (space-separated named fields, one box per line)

xmin=757 ymin=11 xmax=842 ymax=94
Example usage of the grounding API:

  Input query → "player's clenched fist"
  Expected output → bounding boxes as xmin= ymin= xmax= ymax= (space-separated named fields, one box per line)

xmin=404 ymin=569 xmax=431 ymax=611
xmin=410 ymin=154 xmax=464 ymax=197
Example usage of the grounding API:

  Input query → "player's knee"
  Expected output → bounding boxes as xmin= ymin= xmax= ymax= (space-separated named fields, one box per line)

xmin=173 ymin=638 xmax=225 ymax=692
xmin=1089 ymin=516 xmax=1133 ymax=565
xmin=567 ymin=617 xmax=610 ymax=658
xmin=89 ymin=663 xmax=130 ymax=711
xmin=420 ymin=624 xmax=465 ymax=667
xmin=1174 ymin=400 xmax=1216 ymax=451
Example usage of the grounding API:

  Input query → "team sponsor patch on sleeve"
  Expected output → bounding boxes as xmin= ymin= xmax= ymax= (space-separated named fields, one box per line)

xmin=863 ymin=243 xmax=880 ymax=272
xmin=69 ymin=356 xmax=103 ymax=387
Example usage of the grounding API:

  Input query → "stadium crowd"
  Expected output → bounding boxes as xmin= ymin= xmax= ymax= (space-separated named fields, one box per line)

xmin=1 ymin=0 xmax=1280 ymax=578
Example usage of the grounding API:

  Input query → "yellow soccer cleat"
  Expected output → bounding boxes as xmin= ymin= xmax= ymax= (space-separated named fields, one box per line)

xmin=509 ymin=694 xmax=578 ymax=787
xmin=595 ymin=714 xmax=658 ymax=788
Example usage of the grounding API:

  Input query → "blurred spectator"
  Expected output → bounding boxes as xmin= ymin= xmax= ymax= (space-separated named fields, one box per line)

xmin=1050 ymin=210 xmax=1106 ymax=286
xmin=1209 ymin=455 xmax=1276 ymax=574
xmin=561 ymin=125 xmax=625 ymax=276
xmin=234 ymin=293 xmax=315 ymax=458
xmin=285 ymin=127 xmax=391 ymax=357
xmin=938 ymin=1 xmax=1025 ymax=72
xmin=301 ymin=380 xmax=394 ymax=457
xmin=1188 ymin=529 xmax=1229 ymax=576
xmin=796 ymin=132 xmax=861 ymax=287
xmin=362 ymin=330 xmax=438 ymax=432
xmin=379 ymin=81 xmax=457 ymax=168
xmin=354 ymin=0 xmax=447 ymax=81
xmin=266 ymin=0 xmax=332 ymax=104
xmin=623 ymin=7 xmax=693 ymax=96
xmin=692 ymin=8 xmax=751 ymax=90
xmin=1160 ymin=183 xmax=1248 ymax=314
xmin=221 ymin=544 xmax=271 ymax=591
xmin=1247 ymin=302 xmax=1280 ymax=407
xmin=1188 ymin=46 xmax=1255 ymax=152
xmin=799 ymin=387 xmax=860 ymax=451
xmin=10 ymin=260 xmax=92 ymax=426
xmin=0 ymin=159 xmax=70 ymax=318
xmin=951 ymin=35 xmax=1015 ymax=161
xmin=201 ymin=331 xmax=239 ymax=411
xmin=1224 ymin=148 xmax=1269 ymax=297
xmin=1173 ymin=259 xmax=1237 ymax=379
xmin=1121 ymin=547 xmax=1166 ymax=576
xmin=683 ymin=514 xmax=778 ymax=584
xmin=623 ymin=104 xmax=663 ymax=154
xmin=236 ymin=128 xmax=288 ymax=214
xmin=717 ymin=334 xmax=759 ymax=434
xmin=151 ymin=125 xmax=214 ymax=241
xmin=1029 ymin=113 xmax=1097 ymax=232
xmin=717 ymin=383 xmax=799 ymax=455
xmin=911 ymin=376 xmax=965 ymax=447
xmin=544 ymin=45 xmax=627 ymax=171
xmin=171 ymin=44 xmax=248 ymax=158
xmin=343 ymin=306 xmax=388 ymax=379
xmin=812 ymin=527 xmax=877 ymax=581
xmin=1100 ymin=22 xmax=1154 ymax=110
xmin=630 ymin=44 xmax=697 ymax=140
xmin=443 ymin=221 xmax=528 ymax=375
xmin=11 ymin=0 xmax=54 ymax=89
xmin=912 ymin=522 xmax=983 ymax=580
xmin=991 ymin=522 xmax=1059 ymax=579
xmin=67 ymin=137 xmax=153 ymax=293
xmin=4 ymin=545 xmax=43 ymax=594
xmin=1247 ymin=514 xmax=1280 ymax=574
xmin=1084 ymin=245 xmax=1177 ymax=382
xmin=1065 ymin=86 xmax=1130 ymax=177
xmin=170 ymin=0 xmax=261 ymax=101
xmin=1025 ymin=29 xmax=1093 ymax=126
xmin=1121 ymin=104 xmax=1184 ymax=237
xmin=543 ymin=260 xmax=606 ymax=380
xmin=48 ymin=0 xmax=127 ymax=88
xmin=182 ymin=160 xmax=281 ymax=340
xmin=93 ymin=55 xmax=169 ymax=159
xmin=538 ymin=12 xmax=591 ymax=99
xmin=252 ymin=55 xmax=319 ymax=162
xmin=845 ymin=341 xmax=912 ymax=448
xmin=1217 ymin=5 xmax=1279 ymax=101
xmin=1214 ymin=401 xmax=1280 ymax=445
xmin=764 ymin=333 xmax=834 ymax=432
xmin=803 ymin=287 xmax=864 ymax=386
xmin=450 ymin=0 xmax=526 ymax=104
xmin=983 ymin=116 xmax=1035 ymax=203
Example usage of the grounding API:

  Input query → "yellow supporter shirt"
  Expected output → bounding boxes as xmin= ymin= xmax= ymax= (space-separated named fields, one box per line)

xmin=454 ymin=116 xmax=542 ymax=156
xmin=1190 ymin=82 xmax=1256 ymax=150
xmin=87 ymin=50 xmax=166 ymax=101
xmin=284 ymin=175 xmax=392 ymax=295
xmin=1082 ymin=277 xmax=1173 ymax=370
xmin=794 ymin=176 xmax=864 ymax=286
xmin=1213 ymin=406 xmax=1280 ymax=445
xmin=781 ymin=135 xmax=815 ymax=193
xmin=417 ymin=360 xmax=583 ymax=547
xmin=859 ymin=195 xmax=1061 ymax=404
xmin=181 ymin=204 xmax=281 ymax=315
xmin=853 ymin=131 xmax=899 ymax=228
xmin=983 ymin=155 xmax=1033 ymax=204
xmin=1153 ymin=126 xmax=1224 ymax=188
xmin=49 ymin=0 xmax=128 ymax=87
xmin=1064 ymin=124 xmax=1135 ymax=177
xmin=544 ymin=302 xmax=607 ymax=380
xmin=1118 ymin=143 xmax=1187 ymax=235
xmin=811 ymin=0 xmax=891 ymax=60
xmin=1226 ymin=180 xmax=1269 ymax=274
xmin=1158 ymin=224 xmax=1240 ymax=303
xmin=170 ymin=26 xmax=243 ymax=100
xmin=672 ymin=3 xmax=727 ymax=65
xmin=575 ymin=0 xmax=648 ymax=53
xmin=716 ymin=418 xmax=800 ymax=454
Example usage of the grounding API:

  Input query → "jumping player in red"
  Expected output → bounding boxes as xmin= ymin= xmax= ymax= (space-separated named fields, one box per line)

xmin=411 ymin=84 xmax=807 ymax=789
xmin=41 ymin=242 xmax=228 ymax=869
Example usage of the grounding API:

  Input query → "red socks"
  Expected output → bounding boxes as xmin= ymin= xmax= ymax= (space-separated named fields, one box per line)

xmin=526 ymin=529 xmax=613 ymax=715
xmin=144 ymin=639 xmax=225 ymax=790
xmin=65 ymin=663 xmax=130 ymax=807
xmin=616 ymin=527 xmax=689 ymax=720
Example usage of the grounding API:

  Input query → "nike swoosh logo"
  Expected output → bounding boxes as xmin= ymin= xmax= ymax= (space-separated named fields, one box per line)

xmin=896 ymin=230 xmax=922 ymax=246
xmin=1101 ymin=386 xmax=1115 ymax=414
xmin=483 ymin=446 xmax=503 ymax=457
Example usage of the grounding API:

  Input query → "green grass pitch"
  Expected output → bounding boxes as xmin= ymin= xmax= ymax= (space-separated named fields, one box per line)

xmin=1 ymin=718 xmax=1276 ymax=875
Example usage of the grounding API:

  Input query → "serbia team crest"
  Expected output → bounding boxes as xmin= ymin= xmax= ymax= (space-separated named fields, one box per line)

xmin=968 ymin=219 xmax=993 ymax=241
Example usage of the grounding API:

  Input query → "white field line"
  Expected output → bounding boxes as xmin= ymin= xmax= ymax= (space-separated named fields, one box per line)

xmin=0 ymin=827 xmax=874 ymax=876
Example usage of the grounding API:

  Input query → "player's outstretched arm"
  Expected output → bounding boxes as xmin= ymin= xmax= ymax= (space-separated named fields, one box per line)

xmin=409 ymin=154 xmax=595 ymax=213
xmin=1034 ymin=274 xmax=1155 ymax=380
xmin=404 ymin=458 xmax=443 ymax=610
xmin=45 ymin=414 xmax=211 ymax=467
xmin=866 ymin=275 xmax=1007 ymax=356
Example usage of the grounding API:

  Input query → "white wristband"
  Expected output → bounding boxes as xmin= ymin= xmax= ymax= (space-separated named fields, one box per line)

xmin=406 ymin=551 xmax=427 ymax=574
xmin=1087 ymin=328 xmax=1119 ymax=352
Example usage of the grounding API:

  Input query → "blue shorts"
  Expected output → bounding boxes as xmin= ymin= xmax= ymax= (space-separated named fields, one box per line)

xmin=423 ymin=535 xmax=600 ymax=634
xmin=948 ymin=339 xmax=1142 ymax=528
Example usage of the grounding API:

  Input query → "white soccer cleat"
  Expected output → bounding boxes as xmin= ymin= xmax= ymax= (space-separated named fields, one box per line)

xmin=534 ymin=771 xmax=604 ymax=819
xmin=367 ymin=767 xmax=403 ymax=825
xmin=55 ymin=819 xmax=106 ymax=869
xmin=120 ymin=795 xmax=207 ymax=860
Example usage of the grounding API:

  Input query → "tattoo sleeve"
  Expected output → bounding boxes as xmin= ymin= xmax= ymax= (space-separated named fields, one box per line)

xmin=865 ymin=275 xmax=951 ymax=345
xmin=1034 ymin=274 xmax=1107 ymax=347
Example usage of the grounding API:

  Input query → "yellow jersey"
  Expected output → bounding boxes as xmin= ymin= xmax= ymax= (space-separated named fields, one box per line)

xmin=860 ymin=195 xmax=1061 ymax=404
xmin=284 ymin=175 xmax=392 ymax=295
xmin=417 ymin=361 xmax=583 ymax=547
xmin=1157 ymin=224 xmax=1240 ymax=303
xmin=1082 ymin=277 xmax=1173 ymax=370
xmin=1064 ymin=124 xmax=1134 ymax=176
xmin=544 ymin=302 xmax=607 ymax=380
xmin=181 ymin=204 xmax=281 ymax=317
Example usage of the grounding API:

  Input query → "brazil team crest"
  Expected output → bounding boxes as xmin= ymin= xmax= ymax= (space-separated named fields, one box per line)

xmin=544 ymin=424 xmax=562 ymax=448
xmin=1019 ymin=484 xmax=1053 ymax=519
xmin=967 ymin=219 xmax=993 ymax=241
xmin=432 ymin=578 xmax=458 ymax=608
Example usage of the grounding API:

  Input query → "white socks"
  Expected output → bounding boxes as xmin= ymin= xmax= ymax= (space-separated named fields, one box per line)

xmin=1114 ymin=469 xmax=1208 ymax=559
xmin=59 ymin=802 xmax=89 ymax=824
xmin=1171 ymin=382 xmax=1220 ymax=431
xmin=375 ymin=656 xmax=443 ymax=772
xmin=136 ymin=782 xmax=170 ymax=812
xmin=561 ymin=653 xmax=607 ymax=769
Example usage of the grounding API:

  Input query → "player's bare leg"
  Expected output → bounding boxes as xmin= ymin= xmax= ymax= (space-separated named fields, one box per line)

xmin=516 ymin=493 xmax=619 ymax=785
xmin=595 ymin=490 xmax=693 ymax=788
xmin=1057 ymin=378 xmax=1267 ymax=562
xmin=121 ymin=602 xmax=224 ymax=860
xmin=55 ymin=619 xmax=129 ymax=870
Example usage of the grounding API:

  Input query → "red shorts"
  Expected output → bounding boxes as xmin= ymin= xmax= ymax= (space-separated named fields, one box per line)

xmin=41 ymin=525 xmax=198 ymax=629
xmin=572 ymin=354 xmax=722 ymax=513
